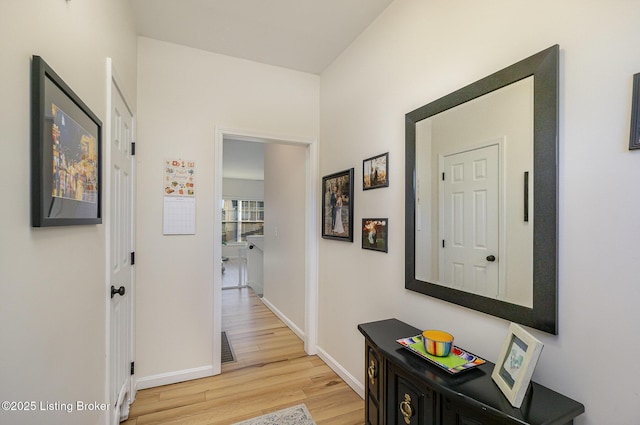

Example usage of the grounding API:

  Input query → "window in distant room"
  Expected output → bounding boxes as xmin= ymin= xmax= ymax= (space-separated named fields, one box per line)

xmin=222 ymin=199 xmax=264 ymax=243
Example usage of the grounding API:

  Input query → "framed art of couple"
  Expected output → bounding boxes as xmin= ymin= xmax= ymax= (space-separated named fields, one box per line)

xmin=322 ymin=168 xmax=354 ymax=242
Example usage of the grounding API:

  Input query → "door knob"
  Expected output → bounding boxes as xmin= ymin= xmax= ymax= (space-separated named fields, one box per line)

xmin=486 ymin=255 xmax=496 ymax=262
xmin=111 ymin=285 xmax=125 ymax=298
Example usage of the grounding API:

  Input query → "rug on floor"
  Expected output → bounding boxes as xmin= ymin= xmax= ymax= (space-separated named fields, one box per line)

xmin=231 ymin=404 xmax=316 ymax=425
xmin=221 ymin=331 xmax=236 ymax=363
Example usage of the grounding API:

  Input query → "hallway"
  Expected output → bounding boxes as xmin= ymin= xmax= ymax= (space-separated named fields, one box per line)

xmin=222 ymin=257 xmax=246 ymax=289
xmin=122 ymin=288 xmax=364 ymax=424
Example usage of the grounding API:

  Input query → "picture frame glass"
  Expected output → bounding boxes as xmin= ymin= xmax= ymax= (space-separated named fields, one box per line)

xmin=362 ymin=218 xmax=388 ymax=252
xmin=322 ymin=169 xmax=354 ymax=241
xmin=32 ymin=56 xmax=102 ymax=226
xmin=491 ymin=323 xmax=543 ymax=408
xmin=498 ymin=334 xmax=528 ymax=389
xmin=363 ymin=152 xmax=388 ymax=190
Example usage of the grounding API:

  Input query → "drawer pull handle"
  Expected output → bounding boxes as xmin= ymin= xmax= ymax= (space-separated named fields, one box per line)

xmin=367 ymin=360 xmax=377 ymax=384
xmin=400 ymin=393 xmax=413 ymax=424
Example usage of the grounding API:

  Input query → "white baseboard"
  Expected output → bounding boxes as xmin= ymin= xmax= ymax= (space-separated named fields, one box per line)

xmin=133 ymin=309 xmax=365 ymax=403
xmin=261 ymin=297 xmax=304 ymax=340
xmin=316 ymin=346 xmax=365 ymax=399
xmin=259 ymin=298 xmax=364 ymax=399
xmin=135 ymin=365 xmax=213 ymax=390
xmin=134 ymin=351 xmax=365 ymax=400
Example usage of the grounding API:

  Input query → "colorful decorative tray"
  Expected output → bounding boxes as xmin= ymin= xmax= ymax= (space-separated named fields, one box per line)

xmin=396 ymin=335 xmax=486 ymax=374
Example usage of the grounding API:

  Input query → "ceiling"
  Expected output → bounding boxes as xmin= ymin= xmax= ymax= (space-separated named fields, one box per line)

xmin=222 ymin=138 xmax=265 ymax=181
xmin=131 ymin=0 xmax=394 ymax=75
xmin=132 ymin=0 xmax=394 ymax=180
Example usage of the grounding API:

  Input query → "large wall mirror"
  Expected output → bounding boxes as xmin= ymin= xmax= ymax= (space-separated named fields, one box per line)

xmin=405 ymin=45 xmax=559 ymax=334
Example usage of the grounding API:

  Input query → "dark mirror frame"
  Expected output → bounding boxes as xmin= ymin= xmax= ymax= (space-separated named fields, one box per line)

xmin=405 ymin=45 xmax=559 ymax=334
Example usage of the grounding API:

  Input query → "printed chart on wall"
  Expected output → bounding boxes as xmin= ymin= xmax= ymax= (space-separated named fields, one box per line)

xmin=163 ymin=159 xmax=196 ymax=235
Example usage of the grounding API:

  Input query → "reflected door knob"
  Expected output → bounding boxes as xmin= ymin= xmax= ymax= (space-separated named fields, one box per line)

xmin=111 ymin=285 xmax=125 ymax=298
xmin=486 ymin=255 xmax=496 ymax=262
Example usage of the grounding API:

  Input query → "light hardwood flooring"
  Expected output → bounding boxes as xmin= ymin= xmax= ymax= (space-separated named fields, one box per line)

xmin=122 ymin=287 xmax=364 ymax=424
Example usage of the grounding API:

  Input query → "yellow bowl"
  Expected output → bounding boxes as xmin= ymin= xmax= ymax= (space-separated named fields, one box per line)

xmin=422 ymin=330 xmax=454 ymax=357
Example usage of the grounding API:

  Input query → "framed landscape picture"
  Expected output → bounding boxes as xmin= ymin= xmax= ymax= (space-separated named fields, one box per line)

xmin=362 ymin=218 xmax=388 ymax=252
xmin=31 ymin=56 xmax=102 ymax=226
xmin=363 ymin=152 xmax=389 ymax=190
xmin=322 ymin=168 xmax=354 ymax=242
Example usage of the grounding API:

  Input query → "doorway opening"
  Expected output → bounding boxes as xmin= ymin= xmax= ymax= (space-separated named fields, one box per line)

xmin=212 ymin=128 xmax=318 ymax=376
xmin=221 ymin=139 xmax=266 ymax=293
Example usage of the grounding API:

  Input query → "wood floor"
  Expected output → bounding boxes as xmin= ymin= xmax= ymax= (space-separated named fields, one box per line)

xmin=122 ymin=287 xmax=364 ymax=424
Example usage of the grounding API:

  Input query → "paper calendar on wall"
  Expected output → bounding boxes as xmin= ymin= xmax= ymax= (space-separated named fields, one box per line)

xmin=163 ymin=159 xmax=196 ymax=235
xmin=164 ymin=159 xmax=196 ymax=197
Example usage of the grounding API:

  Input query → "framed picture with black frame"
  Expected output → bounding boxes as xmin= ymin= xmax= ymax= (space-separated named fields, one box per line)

xmin=363 ymin=152 xmax=389 ymax=190
xmin=322 ymin=168 xmax=354 ymax=241
xmin=629 ymin=73 xmax=640 ymax=150
xmin=362 ymin=218 xmax=388 ymax=252
xmin=31 ymin=55 xmax=102 ymax=226
xmin=491 ymin=323 xmax=544 ymax=408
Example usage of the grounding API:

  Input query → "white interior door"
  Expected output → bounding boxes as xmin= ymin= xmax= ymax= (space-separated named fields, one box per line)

xmin=441 ymin=144 xmax=499 ymax=297
xmin=109 ymin=69 xmax=135 ymax=424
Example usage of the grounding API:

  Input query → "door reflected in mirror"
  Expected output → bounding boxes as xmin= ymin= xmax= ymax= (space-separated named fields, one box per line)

xmin=405 ymin=45 xmax=559 ymax=334
xmin=415 ymin=77 xmax=534 ymax=308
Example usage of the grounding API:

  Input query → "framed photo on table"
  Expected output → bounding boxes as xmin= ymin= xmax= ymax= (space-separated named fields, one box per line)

xmin=31 ymin=56 xmax=102 ymax=226
xmin=491 ymin=323 xmax=544 ymax=408
xmin=322 ymin=168 xmax=354 ymax=242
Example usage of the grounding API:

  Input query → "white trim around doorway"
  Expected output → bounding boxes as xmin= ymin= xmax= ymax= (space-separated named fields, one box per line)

xmin=212 ymin=127 xmax=319 ymax=376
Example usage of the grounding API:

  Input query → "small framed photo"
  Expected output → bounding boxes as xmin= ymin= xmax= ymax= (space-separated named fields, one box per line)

xmin=322 ymin=168 xmax=354 ymax=242
xmin=363 ymin=152 xmax=389 ymax=190
xmin=491 ymin=323 xmax=544 ymax=408
xmin=31 ymin=56 xmax=102 ymax=226
xmin=362 ymin=218 xmax=388 ymax=252
xmin=629 ymin=73 xmax=640 ymax=150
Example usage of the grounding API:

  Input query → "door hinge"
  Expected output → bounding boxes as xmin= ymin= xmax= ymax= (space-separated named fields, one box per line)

xmin=130 ymin=362 xmax=135 ymax=375
xmin=442 ymin=172 xmax=445 ymax=181
xmin=131 ymin=142 xmax=136 ymax=155
xmin=442 ymin=240 xmax=445 ymax=248
xmin=131 ymin=252 xmax=135 ymax=266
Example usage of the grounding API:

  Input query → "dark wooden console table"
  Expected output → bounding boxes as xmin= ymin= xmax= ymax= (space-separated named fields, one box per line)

xmin=358 ymin=319 xmax=584 ymax=425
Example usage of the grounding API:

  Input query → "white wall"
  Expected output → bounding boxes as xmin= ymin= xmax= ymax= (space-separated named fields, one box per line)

xmin=263 ymin=143 xmax=308 ymax=335
xmin=0 ymin=1 xmax=137 ymax=425
xmin=318 ymin=1 xmax=640 ymax=424
xmin=135 ymin=37 xmax=319 ymax=384
xmin=223 ymin=178 xmax=264 ymax=200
